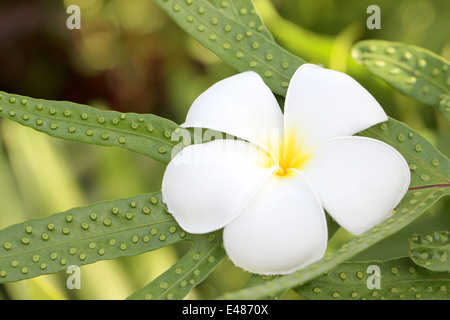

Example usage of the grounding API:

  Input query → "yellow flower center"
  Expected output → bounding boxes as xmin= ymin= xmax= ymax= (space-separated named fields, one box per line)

xmin=263 ymin=130 xmax=312 ymax=177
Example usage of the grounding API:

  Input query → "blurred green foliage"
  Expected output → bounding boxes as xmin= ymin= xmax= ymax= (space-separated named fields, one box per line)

xmin=0 ymin=0 xmax=448 ymax=299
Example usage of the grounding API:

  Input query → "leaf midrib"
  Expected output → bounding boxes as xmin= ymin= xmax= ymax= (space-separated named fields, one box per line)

xmin=0 ymin=218 xmax=174 ymax=260
xmin=3 ymin=108 xmax=177 ymax=150
xmin=309 ymin=278 xmax=450 ymax=290
xmin=360 ymin=52 xmax=450 ymax=95
xmin=411 ymin=243 xmax=450 ymax=250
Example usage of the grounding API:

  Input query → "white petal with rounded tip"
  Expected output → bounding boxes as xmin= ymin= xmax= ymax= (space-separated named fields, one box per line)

xmin=284 ymin=64 xmax=388 ymax=154
xmin=300 ymin=136 xmax=411 ymax=235
xmin=181 ymin=71 xmax=283 ymax=152
xmin=223 ymin=172 xmax=328 ymax=275
xmin=162 ymin=139 xmax=274 ymax=234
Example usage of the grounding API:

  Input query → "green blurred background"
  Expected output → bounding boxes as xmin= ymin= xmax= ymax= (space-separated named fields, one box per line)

xmin=0 ymin=0 xmax=448 ymax=299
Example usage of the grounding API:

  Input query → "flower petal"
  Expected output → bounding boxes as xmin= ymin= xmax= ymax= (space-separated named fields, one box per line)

xmin=223 ymin=172 xmax=327 ymax=275
xmin=162 ymin=139 xmax=274 ymax=234
xmin=299 ymin=136 xmax=411 ymax=235
xmin=181 ymin=71 xmax=283 ymax=152
xmin=284 ymin=64 xmax=388 ymax=155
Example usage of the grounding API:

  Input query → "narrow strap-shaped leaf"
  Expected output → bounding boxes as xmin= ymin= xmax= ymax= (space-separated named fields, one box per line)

xmin=218 ymin=119 xmax=450 ymax=299
xmin=295 ymin=257 xmax=449 ymax=300
xmin=243 ymin=274 xmax=288 ymax=300
xmin=0 ymin=91 xmax=179 ymax=164
xmin=352 ymin=40 xmax=450 ymax=119
xmin=209 ymin=0 xmax=274 ymax=40
xmin=0 ymin=193 xmax=185 ymax=283
xmin=153 ymin=0 xmax=305 ymax=96
xmin=409 ymin=231 xmax=450 ymax=272
xmin=127 ymin=231 xmax=225 ymax=300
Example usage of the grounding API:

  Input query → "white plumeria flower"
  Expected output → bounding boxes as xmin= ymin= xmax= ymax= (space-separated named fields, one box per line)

xmin=162 ymin=64 xmax=411 ymax=275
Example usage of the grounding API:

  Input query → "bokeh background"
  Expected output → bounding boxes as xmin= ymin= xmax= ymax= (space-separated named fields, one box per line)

xmin=0 ymin=0 xmax=448 ymax=299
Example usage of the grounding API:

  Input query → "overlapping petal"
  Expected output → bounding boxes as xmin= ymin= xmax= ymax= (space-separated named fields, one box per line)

xmin=223 ymin=172 xmax=328 ymax=275
xmin=284 ymin=64 xmax=388 ymax=157
xmin=298 ymin=136 xmax=411 ymax=235
xmin=162 ymin=139 xmax=274 ymax=234
xmin=181 ymin=71 xmax=283 ymax=152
